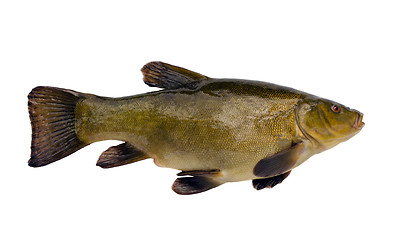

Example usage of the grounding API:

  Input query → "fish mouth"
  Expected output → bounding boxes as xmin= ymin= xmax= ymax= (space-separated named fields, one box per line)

xmin=353 ymin=112 xmax=365 ymax=130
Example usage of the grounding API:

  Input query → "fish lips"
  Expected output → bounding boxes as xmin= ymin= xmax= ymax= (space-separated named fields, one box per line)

xmin=353 ymin=112 xmax=365 ymax=130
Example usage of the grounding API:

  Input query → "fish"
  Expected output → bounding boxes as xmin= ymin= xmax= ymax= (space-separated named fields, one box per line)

xmin=28 ymin=61 xmax=365 ymax=195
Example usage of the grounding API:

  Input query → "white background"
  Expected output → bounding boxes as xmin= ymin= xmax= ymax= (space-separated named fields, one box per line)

xmin=1 ymin=1 xmax=396 ymax=239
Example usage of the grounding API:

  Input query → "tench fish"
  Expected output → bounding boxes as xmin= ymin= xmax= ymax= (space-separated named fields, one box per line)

xmin=28 ymin=61 xmax=364 ymax=194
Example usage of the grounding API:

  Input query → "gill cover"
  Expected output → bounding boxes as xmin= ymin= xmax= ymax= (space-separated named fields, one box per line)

xmin=297 ymin=98 xmax=364 ymax=150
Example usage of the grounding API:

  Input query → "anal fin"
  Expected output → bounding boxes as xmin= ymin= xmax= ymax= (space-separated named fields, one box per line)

xmin=177 ymin=169 xmax=220 ymax=177
xmin=252 ymin=171 xmax=291 ymax=190
xmin=172 ymin=177 xmax=222 ymax=195
xmin=96 ymin=142 xmax=148 ymax=168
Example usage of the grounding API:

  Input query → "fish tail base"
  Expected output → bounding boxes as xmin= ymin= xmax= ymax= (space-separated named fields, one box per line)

xmin=28 ymin=86 xmax=88 ymax=167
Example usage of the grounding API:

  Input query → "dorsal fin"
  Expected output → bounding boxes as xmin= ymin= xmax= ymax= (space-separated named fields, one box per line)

xmin=141 ymin=61 xmax=209 ymax=90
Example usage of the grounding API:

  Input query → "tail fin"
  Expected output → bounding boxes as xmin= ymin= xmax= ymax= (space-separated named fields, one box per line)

xmin=28 ymin=86 xmax=87 ymax=167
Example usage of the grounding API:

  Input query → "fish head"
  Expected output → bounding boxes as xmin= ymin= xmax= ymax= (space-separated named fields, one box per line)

xmin=296 ymin=98 xmax=364 ymax=151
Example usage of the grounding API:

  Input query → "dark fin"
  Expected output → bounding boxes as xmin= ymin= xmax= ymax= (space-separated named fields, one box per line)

xmin=141 ymin=61 xmax=209 ymax=90
xmin=28 ymin=86 xmax=87 ymax=167
xmin=253 ymin=141 xmax=305 ymax=178
xmin=172 ymin=176 xmax=222 ymax=195
xmin=252 ymin=171 xmax=291 ymax=190
xmin=177 ymin=169 xmax=220 ymax=176
xmin=96 ymin=142 xmax=148 ymax=168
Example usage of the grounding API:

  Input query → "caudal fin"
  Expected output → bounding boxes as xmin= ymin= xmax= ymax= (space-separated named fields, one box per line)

xmin=28 ymin=86 xmax=87 ymax=167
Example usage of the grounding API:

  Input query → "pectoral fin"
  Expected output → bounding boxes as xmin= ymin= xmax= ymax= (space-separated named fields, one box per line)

xmin=141 ymin=61 xmax=209 ymax=90
xmin=172 ymin=177 xmax=222 ymax=195
xmin=252 ymin=171 xmax=291 ymax=190
xmin=253 ymin=141 xmax=304 ymax=178
xmin=96 ymin=142 xmax=148 ymax=168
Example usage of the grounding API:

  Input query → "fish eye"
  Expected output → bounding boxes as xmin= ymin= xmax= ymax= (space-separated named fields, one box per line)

xmin=331 ymin=104 xmax=341 ymax=113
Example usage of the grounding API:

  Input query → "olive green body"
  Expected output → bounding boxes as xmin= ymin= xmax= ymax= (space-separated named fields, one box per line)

xmin=76 ymin=79 xmax=313 ymax=182
xmin=28 ymin=61 xmax=364 ymax=193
